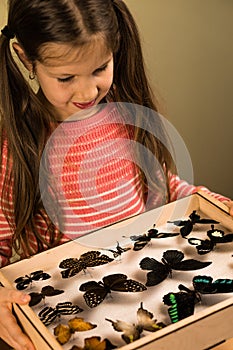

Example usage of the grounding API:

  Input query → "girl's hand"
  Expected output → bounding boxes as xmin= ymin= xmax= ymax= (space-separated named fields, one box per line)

xmin=223 ymin=200 xmax=233 ymax=217
xmin=0 ymin=287 xmax=35 ymax=350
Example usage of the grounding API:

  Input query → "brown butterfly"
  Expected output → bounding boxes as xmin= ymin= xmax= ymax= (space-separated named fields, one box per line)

xmin=70 ymin=336 xmax=117 ymax=350
xmin=54 ymin=317 xmax=97 ymax=345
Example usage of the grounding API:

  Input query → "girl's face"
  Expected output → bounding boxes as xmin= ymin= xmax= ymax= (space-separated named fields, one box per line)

xmin=35 ymin=39 xmax=114 ymax=121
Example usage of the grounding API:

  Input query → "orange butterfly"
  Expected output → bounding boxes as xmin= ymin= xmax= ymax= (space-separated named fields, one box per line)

xmin=54 ymin=317 xmax=96 ymax=345
xmin=70 ymin=336 xmax=117 ymax=350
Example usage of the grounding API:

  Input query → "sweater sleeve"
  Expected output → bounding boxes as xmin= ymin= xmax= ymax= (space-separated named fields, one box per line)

xmin=169 ymin=173 xmax=230 ymax=203
xmin=0 ymin=210 xmax=13 ymax=267
xmin=0 ymin=140 xmax=14 ymax=267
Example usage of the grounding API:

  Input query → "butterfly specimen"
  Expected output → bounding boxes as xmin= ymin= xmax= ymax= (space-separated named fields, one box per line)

xmin=188 ymin=225 xmax=233 ymax=254
xmin=168 ymin=210 xmax=219 ymax=238
xmin=193 ymin=275 xmax=233 ymax=294
xmin=128 ymin=225 xmax=179 ymax=251
xmin=106 ymin=302 xmax=166 ymax=344
xmin=14 ymin=270 xmax=51 ymax=290
xmin=39 ymin=302 xmax=84 ymax=326
xmin=54 ymin=317 xmax=97 ymax=345
xmin=79 ymin=273 xmax=147 ymax=308
xmin=163 ymin=284 xmax=201 ymax=323
xmin=29 ymin=285 xmax=64 ymax=306
xmin=70 ymin=336 xmax=117 ymax=350
xmin=106 ymin=241 xmax=131 ymax=258
xmin=139 ymin=250 xmax=212 ymax=286
xmin=59 ymin=250 xmax=114 ymax=278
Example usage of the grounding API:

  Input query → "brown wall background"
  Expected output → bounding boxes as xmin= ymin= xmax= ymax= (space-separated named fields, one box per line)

xmin=1 ymin=0 xmax=233 ymax=198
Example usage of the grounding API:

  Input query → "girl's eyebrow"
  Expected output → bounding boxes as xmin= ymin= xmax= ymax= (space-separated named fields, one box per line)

xmin=48 ymin=57 xmax=112 ymax=77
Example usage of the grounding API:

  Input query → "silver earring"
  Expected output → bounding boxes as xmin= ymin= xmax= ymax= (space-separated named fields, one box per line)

xmin=29 ymin=70 xmax=36 ymax=80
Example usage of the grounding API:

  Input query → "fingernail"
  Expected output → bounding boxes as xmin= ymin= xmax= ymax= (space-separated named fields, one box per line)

xmin=21 ymin=294 xmax=30 ymax=302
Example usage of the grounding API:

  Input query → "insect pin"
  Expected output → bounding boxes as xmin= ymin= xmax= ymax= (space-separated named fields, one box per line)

xmin=139 ymin=249 xmax=212 ymax=286
xmin=105 ymin=241 xmax=131 ymax=258
xmin=168 ymin=210 xmax=219 ymax=238
xmin=39 ymin=301 xmax=83 ymax=326
xmin=106 ymin=302 xmax=166 ymax=343
xmin=79 ymin=273 xmax=146 ymax=308
xmin=14 ymin=270 xmax=51 ymax=290
xmin=59 ymin=250 xmax=114 ymax=278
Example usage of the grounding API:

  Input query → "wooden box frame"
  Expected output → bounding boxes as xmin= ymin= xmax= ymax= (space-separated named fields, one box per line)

xmin=1 ymin=191 xmax=233 ymax=350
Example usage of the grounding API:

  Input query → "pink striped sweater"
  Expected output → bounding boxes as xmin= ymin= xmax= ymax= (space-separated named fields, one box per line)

xmin=0 ymin=104 xmax=229 ymax=267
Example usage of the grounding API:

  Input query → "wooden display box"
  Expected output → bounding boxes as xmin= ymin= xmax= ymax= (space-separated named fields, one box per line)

xmin=1 ymin=191 xmax=233 ymax=350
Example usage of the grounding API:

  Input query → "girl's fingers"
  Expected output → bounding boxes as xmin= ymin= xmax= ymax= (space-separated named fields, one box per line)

xmin=0 ymin=287 xmax=30 ymax=304
xmin=0 ymin=308 xmax=35 ymax=350
xmin=0 ymin=288 xmax=34 ymax=349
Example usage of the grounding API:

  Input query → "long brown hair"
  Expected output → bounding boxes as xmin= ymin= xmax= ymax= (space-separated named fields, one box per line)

xmin=0 ymin=0 xmax=175 ymax=257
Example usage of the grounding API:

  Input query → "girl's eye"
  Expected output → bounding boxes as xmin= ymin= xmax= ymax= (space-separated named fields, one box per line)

xmin=57 ymin=76 xmax=74 ymax=83
xmin=94 ymin=64 xmax=108 ymax=75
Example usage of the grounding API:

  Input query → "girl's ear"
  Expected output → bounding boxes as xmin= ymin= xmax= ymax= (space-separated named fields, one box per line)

xmin=12 ymin=42 xmax=33 ymax=72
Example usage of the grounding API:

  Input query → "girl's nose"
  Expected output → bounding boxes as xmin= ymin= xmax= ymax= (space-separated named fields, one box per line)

xmin=74 ymin=78 xmax=98 ymax=103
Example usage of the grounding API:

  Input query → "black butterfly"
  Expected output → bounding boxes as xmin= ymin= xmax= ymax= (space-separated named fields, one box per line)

xmin=39 ymin=302 xmax=84 ymax=326
xmin=188 ymin=225 xmax=233 ymax=254
xmin=128 ymin=225 xmax=179 ymax=251
xmin=59 ymin=250 xmax=114 ymax=278
xmin=163 ymin=284 xmax=201 ymax=323
xmin=192 ymin=275 xmax=233 ymax=294
xmin=29 ymin=285 xmax=64 ymax=306
xmin=79 ymin=273 xmax=147 ymax=308
xmin=106 ymin=242 xmax=131 ymax=258
xmin=14 ymin=270 xmax=51 ymax=290
xmin=106 ymin=302 xmax=166 ymax=344
xmin=168 ymin=210 xmax=219 ymax=238
xmin=139 ymin=250 xmax=212 ymax=286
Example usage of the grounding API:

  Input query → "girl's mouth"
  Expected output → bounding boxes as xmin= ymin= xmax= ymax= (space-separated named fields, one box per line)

xmin=73 ymin=99 xmax=96 ymax=110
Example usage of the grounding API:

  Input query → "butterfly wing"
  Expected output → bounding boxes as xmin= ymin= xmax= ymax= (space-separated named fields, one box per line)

xmin=140 ymin=257 xmax=169 ymax=286
xmin=207 ymin=226 xmax=233 ymax=243
xmin=188 ymin=237 xmax=214 ymax=255
xmin=14 ymin=276 xmax=31 ymax=290
xmin=167 ymin=219 xmax=189 ymax=226
xmin=30 ymin=270 xmax=51 ymax=281
xmin=192 ymin=275 xmax=216 ymax=293
xmin=56 ymin=302 xmax=83 ymax=315
xmin=77 ymin=336 xmax=117 ymax=350
xmin=68 ymin=317 xmax=97 ymax=332
xmin=192 ymin=275 xmax=233 ymax=294
xmin=102 ymin=274 xmax=146 ymax=292
xmin=162 ymin=250 xmax=184 ymax=265
xmin=173 ymin=259 xmax=212 ymax=271
xmin=86 ymin=254 xmax=114 ymax=267
xmin=212 ymin=279 xmax=233 ymax=293
xmin=180 ymin=221 xmax=193 ymax=237
xmin=41 ymin=285 xmax=64 ymax=296
xmin=163 ymin=291 xmax=196 ymax=323
xmin=106 ymin=318 xmax=142 ymax=343
xmin=39 ymin=306 xmax=58 ymax=326
xmin=80 ymin=281 xmax=107 ymax=308
xmin=54 ymin=324 xmax=71 ymax=345
xmin=137 ymin=302 xmax=165 ymax=331
xmin=59 ymin=258 xmax=83 ymax=278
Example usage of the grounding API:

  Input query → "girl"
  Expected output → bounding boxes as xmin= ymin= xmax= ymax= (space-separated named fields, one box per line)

xmin=0 ymin=1 xmax=232 ymax=349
